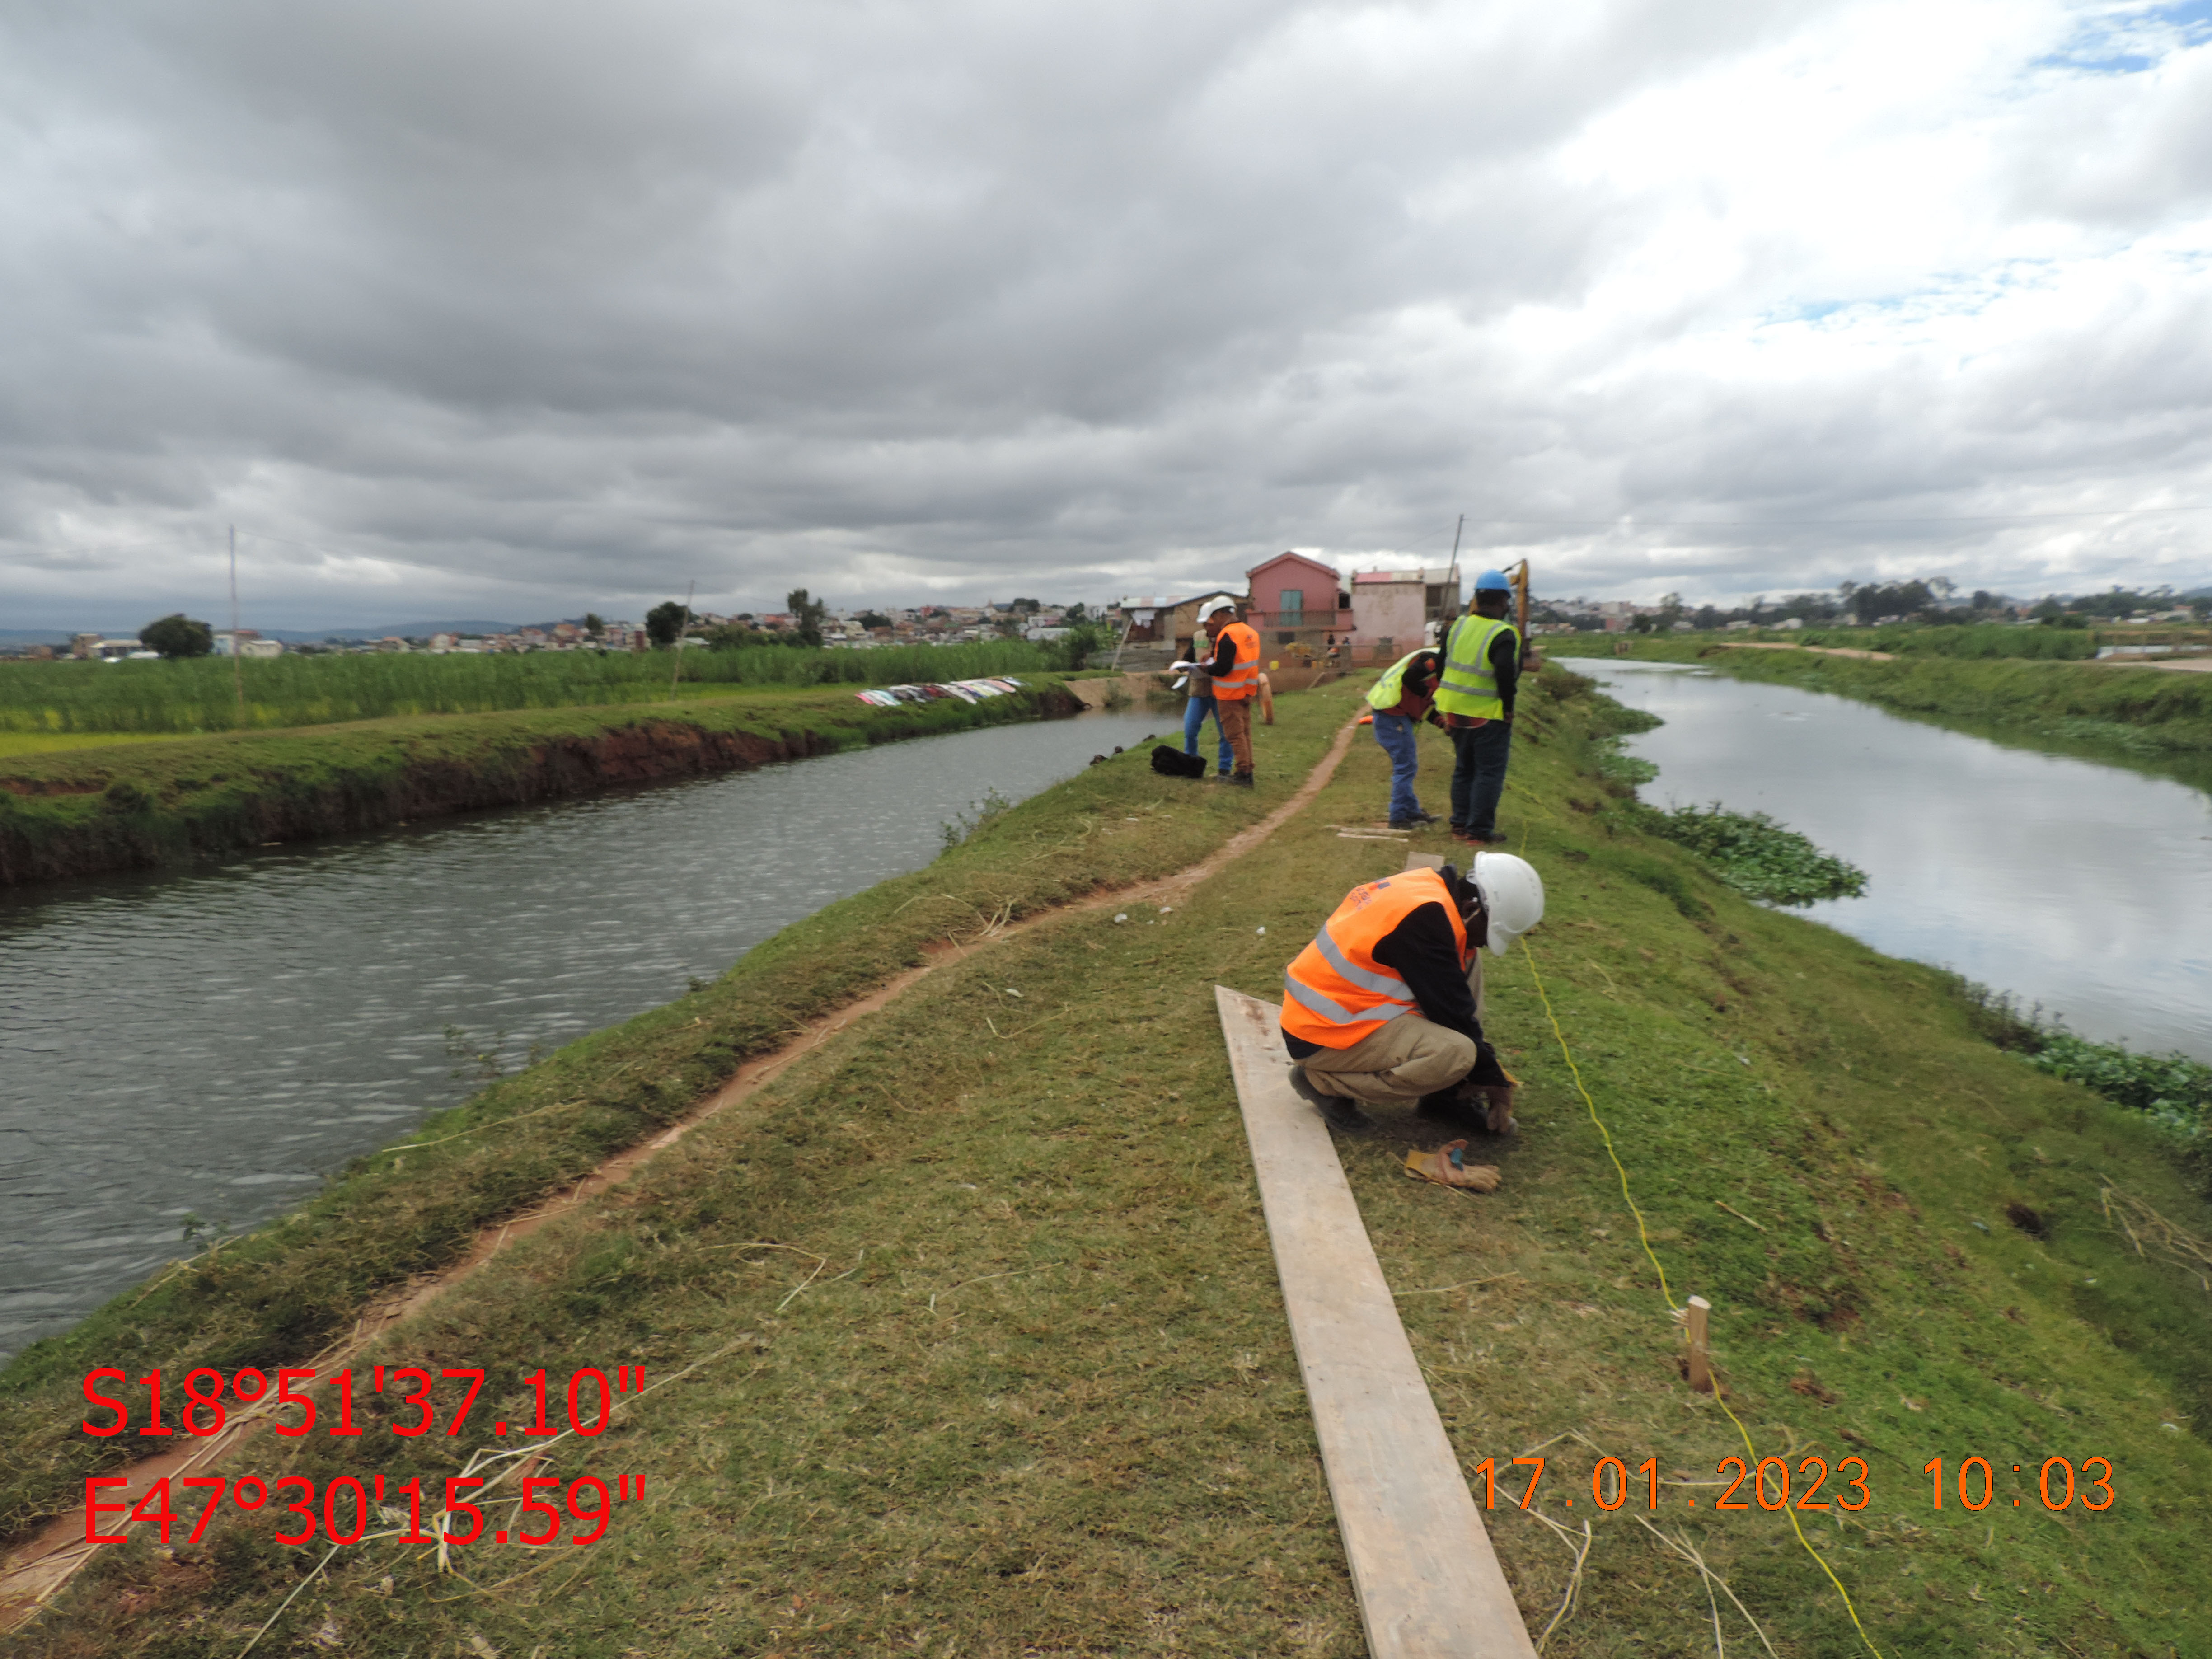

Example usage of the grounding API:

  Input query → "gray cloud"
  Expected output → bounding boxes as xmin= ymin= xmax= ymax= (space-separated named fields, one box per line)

xmin=3 ymin=0 xmax=2210 ymax=630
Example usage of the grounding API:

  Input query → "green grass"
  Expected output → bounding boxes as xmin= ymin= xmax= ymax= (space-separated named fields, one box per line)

xmin=1795 ymin=622 xmax=2102 ymax=660
xmin=9 ymin=671 xmax=2210 ymax=1656
xmin=0 ymin=730 xmax=206 ymax=759
xmin=0 ymin=639 xmax=1083 ymax=736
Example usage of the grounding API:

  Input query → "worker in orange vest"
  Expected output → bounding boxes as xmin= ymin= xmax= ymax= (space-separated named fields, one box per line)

xmin=1280 ymin=856 xmax=1545 ymax=1132
xmin=1195 ymin=599 xmax=1262 ymax=787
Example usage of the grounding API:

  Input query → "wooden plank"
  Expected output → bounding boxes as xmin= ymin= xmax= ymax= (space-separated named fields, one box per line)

xmin=1215 ymin=985 xmax=1538 ymax=1659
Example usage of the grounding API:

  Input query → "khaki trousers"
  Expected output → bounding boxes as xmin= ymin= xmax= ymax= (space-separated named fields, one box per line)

xmin=1293 ymin=956 xmax=1486 ymax=1106
xmin=1215 ymin=696 xmax=1255 ymax=775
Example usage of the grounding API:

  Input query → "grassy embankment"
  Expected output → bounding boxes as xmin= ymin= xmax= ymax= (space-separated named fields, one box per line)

xmin=0 ymin=640 xmax=1077 ymax=739
xmin=0 ymin=677 xmax=1097 ymax=884
xmin=1550 ymin=631 xmax=2212 ymax=775
xmin=0 ymin=689 xmax=1341 ymax=1547
xmin=10 ymin=673 xmax=2211 ymax=1656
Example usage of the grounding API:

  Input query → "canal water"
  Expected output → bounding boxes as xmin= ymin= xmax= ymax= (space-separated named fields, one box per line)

xmin=1577 ymin=660 xmax=2212 ymax=1065
xmin=0 ymin=708 xmax=1170 ymax=1362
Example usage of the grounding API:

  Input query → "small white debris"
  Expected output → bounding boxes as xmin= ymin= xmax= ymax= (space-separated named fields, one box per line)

xmin=1114 ymin=913 xmax=1129 ymax=923
xmin=1159 ymin=906 xmax=1172 ymax=914
xmin=1256 ymin=926 xmax=1266 ymax=935
xmin=1005 ymin=988 xmax=1023 ymax=997
xmin=2162 ymin=1421 xmax=2181 ymax=1432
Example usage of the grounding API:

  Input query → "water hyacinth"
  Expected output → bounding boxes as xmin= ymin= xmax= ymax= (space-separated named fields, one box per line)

xmin=1636 ymin=802 xmax=1868 ymax=908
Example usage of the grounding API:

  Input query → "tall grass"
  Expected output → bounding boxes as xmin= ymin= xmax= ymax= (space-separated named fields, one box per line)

xmin=1789 ymin=621 xmax=2099 ymax=658
xmin=0 ymin=640 xmax=1087 ymax=736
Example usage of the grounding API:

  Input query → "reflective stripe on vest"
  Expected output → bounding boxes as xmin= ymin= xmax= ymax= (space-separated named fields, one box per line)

xmin=1434 ymin=614 xmax=1517 ymax=718
xmin=1279 ymin=867 xmax=1470 ymax=1049
xmin=1212 ymin=621 xmax=1261 ymax=699
xmin=1364 ymin=650 xmax=1424 ymax=711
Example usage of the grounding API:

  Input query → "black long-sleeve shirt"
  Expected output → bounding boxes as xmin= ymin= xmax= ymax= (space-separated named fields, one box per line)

xmin=1205 ymin=627 xmax=1242 ymax=680
xmin=1486 ymin=626 xmax=1520 ymax=718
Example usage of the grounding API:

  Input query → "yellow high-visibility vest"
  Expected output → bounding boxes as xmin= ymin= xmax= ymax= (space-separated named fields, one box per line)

xmin=1433 ymin=614 xmax=1517 ymax=719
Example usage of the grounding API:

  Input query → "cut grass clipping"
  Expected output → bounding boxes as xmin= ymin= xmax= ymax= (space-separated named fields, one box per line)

xmin=9 ymin=668 xmax=2211 ymax=1657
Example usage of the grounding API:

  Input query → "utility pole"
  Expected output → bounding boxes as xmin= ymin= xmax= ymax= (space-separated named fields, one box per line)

xmin=228 ymin=525 xmax=246 ymax=722
xmin=1440 ymin=513 xmax=1466 ymax=645
xmin=669 ymin=578 xmax=695 ymax=700
xmin=1446 ymin=513 xmax=1465 ymax=611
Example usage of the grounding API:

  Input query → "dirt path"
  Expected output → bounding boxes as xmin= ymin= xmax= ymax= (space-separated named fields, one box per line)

xmin=0 ymin=715 xmax=1364 ymax=1631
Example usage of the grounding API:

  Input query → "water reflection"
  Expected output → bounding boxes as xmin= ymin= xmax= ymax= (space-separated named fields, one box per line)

xmin=0 ymin=710 xmax=1171 ymax=1360
xmin=1579 ymin=661 xmax=2212 ymax=1064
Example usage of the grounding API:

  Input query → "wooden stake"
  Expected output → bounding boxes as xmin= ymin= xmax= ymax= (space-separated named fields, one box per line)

xmin=1685 ymin=1295 xmax=1713 ymax=1394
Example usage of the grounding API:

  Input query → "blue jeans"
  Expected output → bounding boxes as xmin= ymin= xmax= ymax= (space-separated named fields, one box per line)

xmin=1184 ymin=693 xmax=1230 ymax=774
xmin=1448 ymin=718 xmax=1513 ymax=835
xmin=1371 ymin=712 xmax=1422 ymax=821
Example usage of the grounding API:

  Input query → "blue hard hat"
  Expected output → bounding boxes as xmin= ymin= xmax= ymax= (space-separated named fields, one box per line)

xmin=1473 ymin=569 xmax=1512 ymax=592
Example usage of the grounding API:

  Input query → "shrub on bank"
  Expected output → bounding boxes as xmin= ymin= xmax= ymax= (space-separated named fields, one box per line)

xmin=1945 ymin=976 xmax=2211 ymax=1141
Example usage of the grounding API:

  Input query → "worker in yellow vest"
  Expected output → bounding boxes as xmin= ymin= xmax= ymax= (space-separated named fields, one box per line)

xmin=1280 ymin=855 xmax=1545 ymax=1132
xmin=1364 ymin=647 xmax=1443 ymax=828
xmin=1195 ymin=599 xmax=1262 ymax=787
xmin=1433 ymin=570 xmax=1522 ymax=846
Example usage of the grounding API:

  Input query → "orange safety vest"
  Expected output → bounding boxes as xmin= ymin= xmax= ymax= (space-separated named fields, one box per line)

xmin=1280 ymin=868 xmax=1470 ymax=1049
xmin=1211 ymin=621 xmax=1261 ymax=700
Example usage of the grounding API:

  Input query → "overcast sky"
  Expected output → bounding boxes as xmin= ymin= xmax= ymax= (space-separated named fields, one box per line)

xmin=4 ymin=0 xmax=2211 ymax=629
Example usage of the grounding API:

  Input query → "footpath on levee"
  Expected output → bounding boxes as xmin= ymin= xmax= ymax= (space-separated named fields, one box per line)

xmin=3 ymin=670 xmax=2207 ymax=1656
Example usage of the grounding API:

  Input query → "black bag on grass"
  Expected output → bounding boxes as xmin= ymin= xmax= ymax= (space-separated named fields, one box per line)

xmin=1150 ymin=745 xmax=1207 ymax=779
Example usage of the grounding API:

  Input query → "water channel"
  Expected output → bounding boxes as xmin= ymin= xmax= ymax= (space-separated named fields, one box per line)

xmin=0 ymin=708 xmax=1170 ymax=1362
xmin=1577 ymin=659 xmax=2212 ymax=1065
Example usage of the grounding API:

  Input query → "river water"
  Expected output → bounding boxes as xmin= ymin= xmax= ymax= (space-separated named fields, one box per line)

xmin=0 ymin=708 xmax=1169 ymax=1362
xmin=1577 ymin=660 xmax=2212 ymax=1064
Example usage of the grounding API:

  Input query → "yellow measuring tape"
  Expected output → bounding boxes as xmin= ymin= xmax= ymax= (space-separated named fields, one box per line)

xmin=1517 ymin=938 xmax=1889 ymax=1659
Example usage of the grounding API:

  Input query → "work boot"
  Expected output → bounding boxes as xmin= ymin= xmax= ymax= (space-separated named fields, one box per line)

xmin=1289 ymin=1065 xmax=1371 ymax=1132
xmin=1415 ymin=1087 xmax=1482 ymax=1127
xmin=1387 ymin=815 xmax=1420 ymax=830
xmin=1229 ymin=772 xmax=1255 ymax=788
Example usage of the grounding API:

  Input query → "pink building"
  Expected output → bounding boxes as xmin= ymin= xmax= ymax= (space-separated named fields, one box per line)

xmin=1244 ymin=552 xmax=1351 ymax=648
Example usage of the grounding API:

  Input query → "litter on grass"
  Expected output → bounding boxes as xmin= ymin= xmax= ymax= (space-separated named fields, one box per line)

xmin=852 ymin=676 xmax=1025 ymax=708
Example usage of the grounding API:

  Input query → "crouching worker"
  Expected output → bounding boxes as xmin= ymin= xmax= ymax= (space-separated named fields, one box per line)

xmin=1279 ymin=855 xmax=1544 ymax=1133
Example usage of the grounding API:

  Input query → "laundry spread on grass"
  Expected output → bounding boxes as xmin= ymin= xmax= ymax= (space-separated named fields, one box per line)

xmin=852 ymin=676 xmax=1026 ymax=708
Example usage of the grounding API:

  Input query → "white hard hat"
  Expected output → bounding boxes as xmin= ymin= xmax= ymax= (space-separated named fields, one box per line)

xmin=1471 ymin=852 xmax=1544 ymax=955
xmin=1198 ymin=599 xmax=1237 ymax=621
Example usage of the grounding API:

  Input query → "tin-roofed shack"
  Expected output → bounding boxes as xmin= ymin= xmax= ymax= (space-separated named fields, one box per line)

xmin=1111 ymin=589 xmax=1245 ymax=665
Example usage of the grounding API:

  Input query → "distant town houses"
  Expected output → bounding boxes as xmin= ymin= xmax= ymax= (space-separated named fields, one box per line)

xmin=8 ymin=579 xmax=2201 ymax=663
